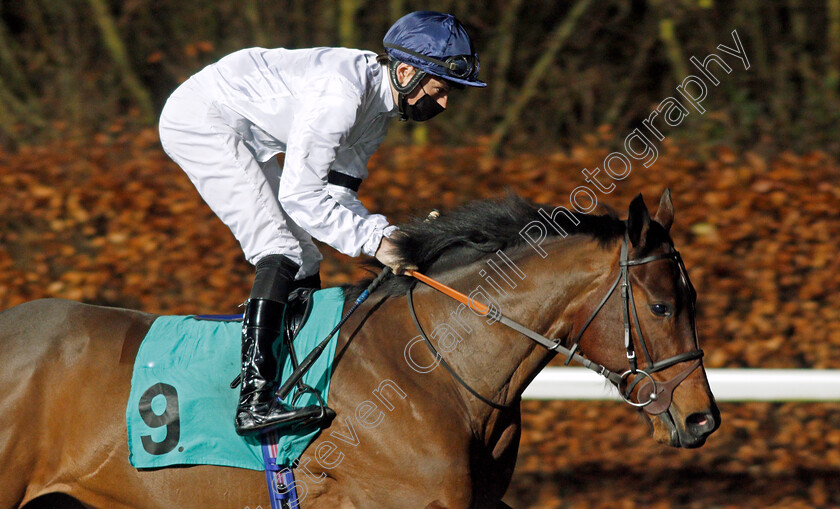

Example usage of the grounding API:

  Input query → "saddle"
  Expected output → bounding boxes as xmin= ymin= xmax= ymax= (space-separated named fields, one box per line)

xmin=284 ymin=287 xmax=316 ymax=343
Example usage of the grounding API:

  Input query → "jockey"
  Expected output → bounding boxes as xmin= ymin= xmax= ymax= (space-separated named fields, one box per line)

xmin=158 ymin=11 xmax=485 ymax=435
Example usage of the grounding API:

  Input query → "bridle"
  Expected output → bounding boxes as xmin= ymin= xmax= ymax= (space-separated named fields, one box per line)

xmin=566 ymin=231 xmax=704 ymax=414
xmin=406 ymin=230 xmax=704 ymax=415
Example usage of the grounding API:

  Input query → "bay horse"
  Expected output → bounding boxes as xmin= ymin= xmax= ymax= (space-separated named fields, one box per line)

xmin=0 ymin=190 xmax=719 ymax=509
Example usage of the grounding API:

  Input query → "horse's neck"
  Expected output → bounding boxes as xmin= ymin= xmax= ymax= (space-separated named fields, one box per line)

xmin=420 ymin=237 xmax=615 ymax=431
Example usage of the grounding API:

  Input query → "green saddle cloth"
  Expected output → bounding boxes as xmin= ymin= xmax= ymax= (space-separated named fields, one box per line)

xmin=126 ymin=287 xmax=345 ymax=470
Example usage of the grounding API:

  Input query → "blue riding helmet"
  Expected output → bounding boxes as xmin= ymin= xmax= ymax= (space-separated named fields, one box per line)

xmin=383 ymin=11 xmax=486 ymax=91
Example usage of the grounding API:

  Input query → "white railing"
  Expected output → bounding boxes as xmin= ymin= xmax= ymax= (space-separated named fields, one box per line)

xmin=523 ymin=368 xmax=840 ymax=402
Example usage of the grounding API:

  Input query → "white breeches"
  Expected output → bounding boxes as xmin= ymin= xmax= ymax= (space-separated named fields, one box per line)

xmin=158 ymin=80 xmax=322 ymax=279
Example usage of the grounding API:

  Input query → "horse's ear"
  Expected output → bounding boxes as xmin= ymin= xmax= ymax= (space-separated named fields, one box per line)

xmin=627 ymin=193 xmax=650 ymax=248
xmin=654 ymin=188 xmax=674 ymax=233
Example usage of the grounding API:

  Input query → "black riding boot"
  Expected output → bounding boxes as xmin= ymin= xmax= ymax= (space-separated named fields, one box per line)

xmin=234 ymin=254 xmax=323 ymax=435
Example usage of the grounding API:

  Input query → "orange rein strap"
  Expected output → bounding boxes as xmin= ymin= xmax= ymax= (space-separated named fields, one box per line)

xmin=403 ymin=270 xmax=489 ymax=315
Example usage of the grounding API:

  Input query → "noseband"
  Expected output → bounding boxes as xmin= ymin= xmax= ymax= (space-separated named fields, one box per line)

xmin=407 ymin=231 xmax=703 ymax=415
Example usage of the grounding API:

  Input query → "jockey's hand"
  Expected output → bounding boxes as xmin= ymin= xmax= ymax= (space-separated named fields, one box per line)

xmin=375 ymin=235 xmax=417 ymax=275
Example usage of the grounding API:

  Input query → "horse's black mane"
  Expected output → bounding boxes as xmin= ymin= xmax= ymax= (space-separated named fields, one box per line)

xmin=343 ymin=194 xmax=626 ymax=300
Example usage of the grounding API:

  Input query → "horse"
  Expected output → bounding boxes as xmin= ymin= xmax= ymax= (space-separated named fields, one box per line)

xmin=0 ymin=190 xmax=719 ymax=509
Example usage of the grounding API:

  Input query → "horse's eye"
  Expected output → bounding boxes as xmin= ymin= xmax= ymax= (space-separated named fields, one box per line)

xmin=649 ymin=303 xmax=672 ymax=317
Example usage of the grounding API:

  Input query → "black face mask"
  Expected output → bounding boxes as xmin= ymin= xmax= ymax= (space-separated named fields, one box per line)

xmin=401 ymin=93 xmax=445 ymax=122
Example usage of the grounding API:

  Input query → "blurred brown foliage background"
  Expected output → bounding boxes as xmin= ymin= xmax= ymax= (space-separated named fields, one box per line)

xmin=1 ymin=1 xmax=839 ymax=507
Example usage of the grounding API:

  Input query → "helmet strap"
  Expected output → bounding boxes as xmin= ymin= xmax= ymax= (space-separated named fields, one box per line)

xmin=388 ymin=58 xmax=425 ymax=121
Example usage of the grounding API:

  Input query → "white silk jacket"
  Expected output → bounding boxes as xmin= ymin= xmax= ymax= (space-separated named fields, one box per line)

xmin=189 ymin=47 xmax=399 ymax=258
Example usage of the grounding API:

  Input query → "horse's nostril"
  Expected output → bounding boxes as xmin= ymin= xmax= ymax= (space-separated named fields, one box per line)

xmin=686 ymin=411 xmax=715 ymax=435
xmin=687 ymin=412 xmax=708 ymax=427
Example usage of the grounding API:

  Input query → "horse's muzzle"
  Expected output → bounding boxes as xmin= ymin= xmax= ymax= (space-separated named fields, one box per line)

xmin=665 ymin=400 xmax=721 ymax=448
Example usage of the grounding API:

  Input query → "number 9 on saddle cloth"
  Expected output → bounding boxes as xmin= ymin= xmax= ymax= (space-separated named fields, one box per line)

xmin=125 ymin=287 xmax=345 ymax=472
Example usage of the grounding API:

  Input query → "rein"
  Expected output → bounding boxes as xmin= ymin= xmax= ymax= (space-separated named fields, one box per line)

xmin=405 ymin=231 xmax=703 ymax=415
